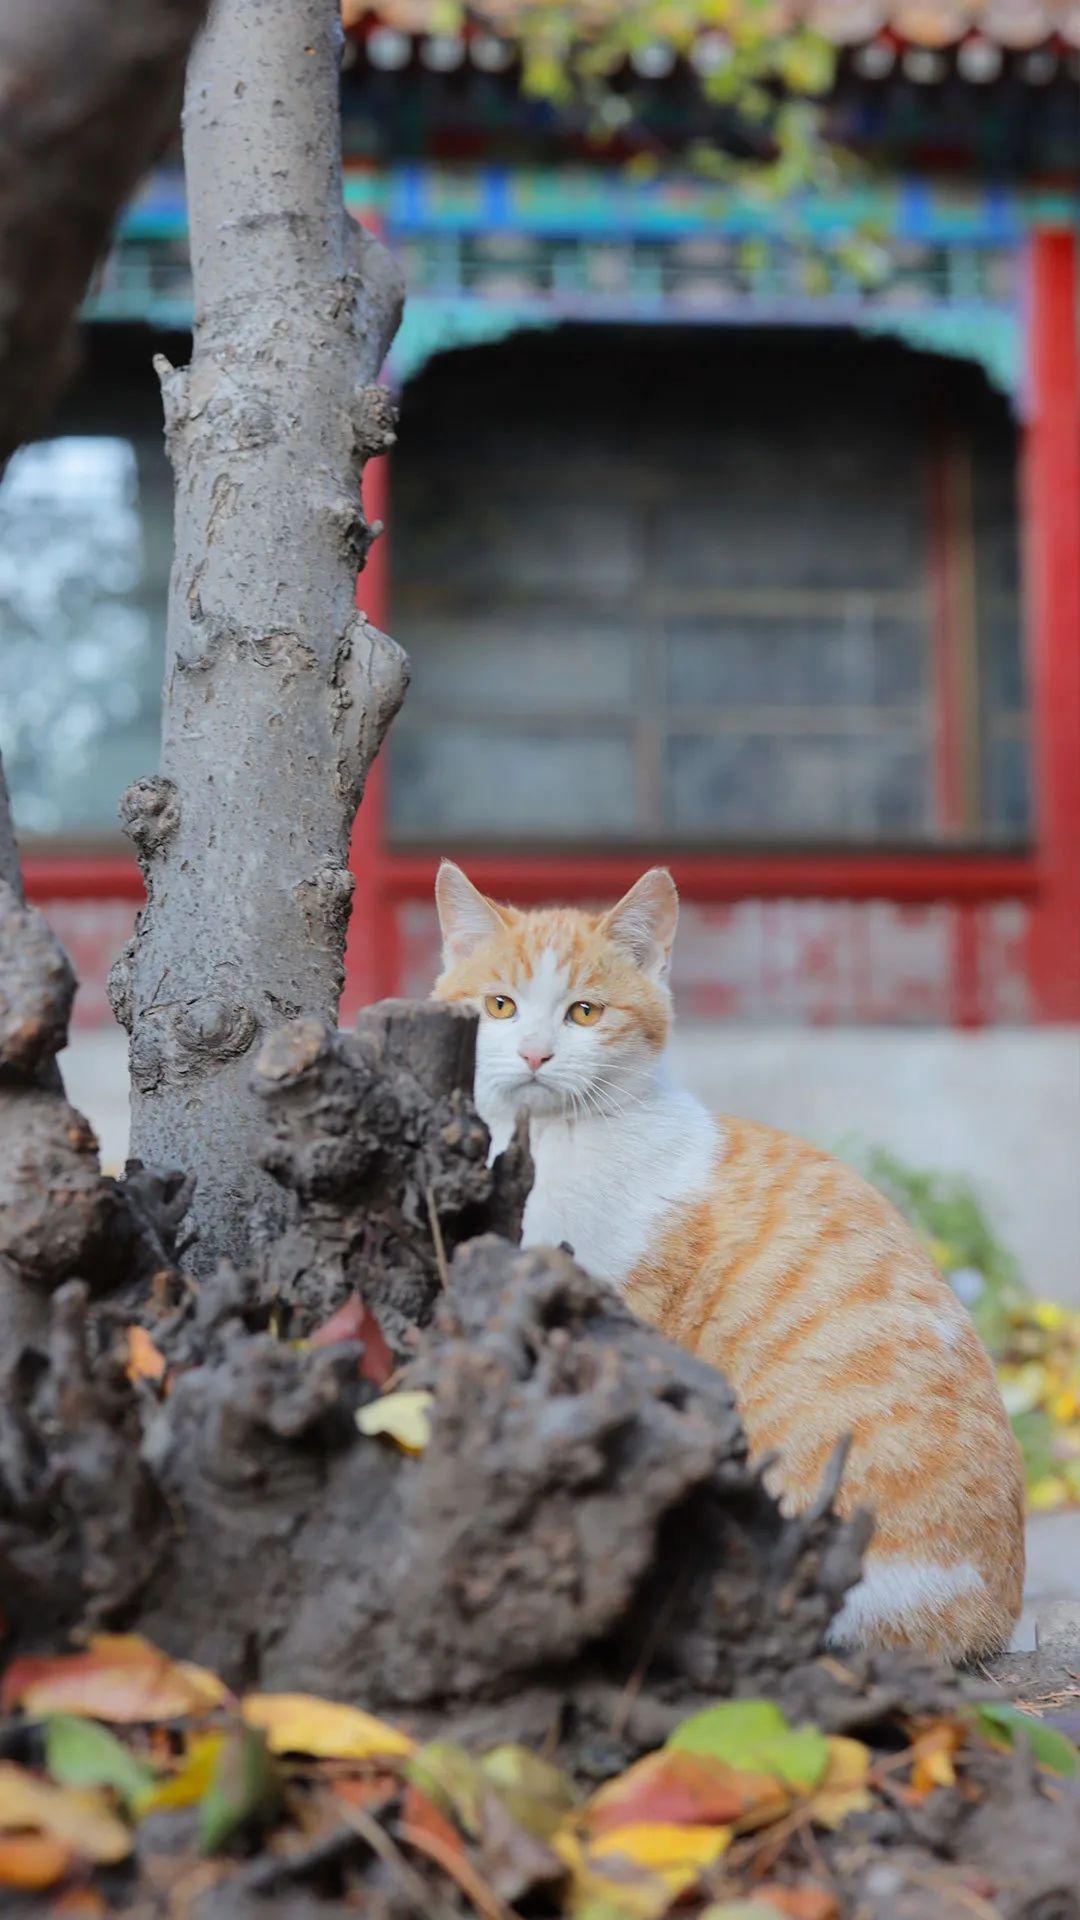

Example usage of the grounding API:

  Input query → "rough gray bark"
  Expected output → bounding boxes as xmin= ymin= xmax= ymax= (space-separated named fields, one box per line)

xmin=0 ymin=0 xmax=210 ymax=467
xmin=0 ymin=882 xmax=180 ymax=1421
xmin=111 ymin=0 xmax=406 ymax=1267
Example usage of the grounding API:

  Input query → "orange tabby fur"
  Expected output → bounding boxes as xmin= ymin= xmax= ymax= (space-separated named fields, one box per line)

xmin=433 ymin=864 xmax=1026 ymax=1661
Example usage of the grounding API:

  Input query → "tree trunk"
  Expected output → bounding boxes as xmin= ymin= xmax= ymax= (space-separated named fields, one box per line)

xmin=0 ymin=0 xmax=210 ymax=468
xmin=112 ymin=0 xmax=406 ymax=1267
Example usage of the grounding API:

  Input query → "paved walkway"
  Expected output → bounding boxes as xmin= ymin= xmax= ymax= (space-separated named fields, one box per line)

xmin=1018 ymin=1511 xmax=1080 ymax=1650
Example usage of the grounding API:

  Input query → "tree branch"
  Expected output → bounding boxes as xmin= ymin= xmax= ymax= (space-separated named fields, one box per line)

xmin=0 ymin=0 xmax=210 ymax=468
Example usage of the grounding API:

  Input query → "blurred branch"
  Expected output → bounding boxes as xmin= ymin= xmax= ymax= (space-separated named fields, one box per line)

xmin=0 ymin=749 xmax=21 ymax=898
xmin=0 ymin=0 xmax=210 ymax=471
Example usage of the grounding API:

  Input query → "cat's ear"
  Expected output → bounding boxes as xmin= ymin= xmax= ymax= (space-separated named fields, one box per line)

xmin=435 ymin=861 xmax=507 ymax=963
xmin=601 ymin=868 xmax=678 ymax=980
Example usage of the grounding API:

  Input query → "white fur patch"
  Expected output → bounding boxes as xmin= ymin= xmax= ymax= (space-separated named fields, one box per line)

xmin=826 ymin=1557 xmax=985 ymax=1648
xmin=521 ymin=1077 xmax=719 ymax=1286
xmin=474 ymin=940 xmax=717 ymax=1286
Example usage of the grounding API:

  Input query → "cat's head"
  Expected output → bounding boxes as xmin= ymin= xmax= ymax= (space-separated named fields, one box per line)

xmin=432 ymin=863 xmax=678 ymax=1120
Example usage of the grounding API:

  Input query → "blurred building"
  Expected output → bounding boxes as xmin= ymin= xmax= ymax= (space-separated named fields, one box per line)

xmin=3 ymin=4 xmax=1080 ymax=1292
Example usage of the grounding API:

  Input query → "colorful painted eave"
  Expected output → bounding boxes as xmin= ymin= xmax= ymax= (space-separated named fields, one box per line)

xmin=346 ymin=2 xmax=1080 ymax=53
xmin=119 ymin=165 xmax=1080 ymax=245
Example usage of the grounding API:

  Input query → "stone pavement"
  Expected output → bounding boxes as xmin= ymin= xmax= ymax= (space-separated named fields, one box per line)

xmin=1018 ymin=1510 xmax=1080 ymax=1651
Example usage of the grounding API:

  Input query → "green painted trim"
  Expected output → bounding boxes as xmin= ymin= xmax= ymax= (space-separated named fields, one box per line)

xmin=855 ymin=308 xmax=1021 ymax=399
xmin=390 ymin=298 xmax=560 ymax=384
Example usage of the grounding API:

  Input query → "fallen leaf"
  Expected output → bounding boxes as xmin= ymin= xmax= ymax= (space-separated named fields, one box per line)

xmin=481 ymin=1744 xmax=577 ymax=1839
xmin=198 ymin=1725 xmax=281 ymax=1853
xmin=668 ymin=1700 xmax=830 ymax=1791
xmin=590 ymin=1819 xmax=732 ymax=1891
xmin=0 ymin=1760 xmax=131 ymax=1864
xmin=134 ymin=1734 xmax=224 ymax=1816
xmin=310 ymin=1293 xmax=393 ymax=1387
xmin=407 ymin=1741 xmax=486 ymax=1834
xmin=52 ymin=1890 xmax=109 ymax=1917
xmin=125 ymin=1325 xmax=166 ymax=1384
xmin=2 ymin=1635 xmax=227 ymax=1723
xmin=909 ymin=1721 xmax=962 ymax=1798
xmin=698 ymin=1906 xmax=789 ymax=1920
xmin=331 ymin=1773 xmax=398 ymax=1814
xmin=0 ymin=1831 xmax=73 ymax=1890
xmin=551 ymin=1826 xmax=673 ymax=1920
xmin=806 ymin=1736 xmax=873 ymax=1830
xmin=399 ymin=1816 xmax=507 ymax=1920
xmin=241 ymin=1691 xmax=414 ymax=1760
xmin=356 ymin=1388 xmax=433 ymax=1453
xmin=973 ymin=1703 xmax=1079 ymax=1777
xmin=586 ymin=1748 xmax=788 ymax=1837
xmin=45 ymin=1714 xmax=157 ymax=1809
xmin=760 ymin=1888 xmax=841 ymax=1920
xmin=400 ymin=1781 xmax=464 ymax=1855
xmin=478 ymin=1786 xmax=565 ymax=1907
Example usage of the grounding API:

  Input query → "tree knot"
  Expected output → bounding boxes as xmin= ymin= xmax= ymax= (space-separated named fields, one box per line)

xmin=118 ymin=777 xmax=180 ymax=870
xmin=174 ymin=995 xmax=258 ymax=1064
xmin=352 ymin=384 xmax=398 ymax=461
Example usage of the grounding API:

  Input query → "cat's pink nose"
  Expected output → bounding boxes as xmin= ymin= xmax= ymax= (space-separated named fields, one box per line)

xmin=519 ymin=1046 xmax=552 ymax=1074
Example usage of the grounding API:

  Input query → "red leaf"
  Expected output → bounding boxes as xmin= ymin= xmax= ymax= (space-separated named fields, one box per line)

xmin=758 ymin=1886 xmax=841 ymax=1920
xmin=1 ymin=1634 xmax=226 ymax=1722
xmin=586 ymin=1749 xmax=789 ymax=1837
xmin=401 ymin=1782 xmax=465 ymax=1856
xmin=310 ymin=1294 xmax=393 ymax=1387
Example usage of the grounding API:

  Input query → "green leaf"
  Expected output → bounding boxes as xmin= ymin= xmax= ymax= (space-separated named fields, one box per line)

xmin=407 ymin=1741 xmax=487 ymax=1835
xmin=667 ymin=1700 xmax=829 ymax=1790
xmin=44 ymin=1714 xmax=156 ymax=1810
xmin=973 ymin=1703 xmax=1080 ymax=1777
xmin=197 ymin=1725 xmax=281 ymax=1853
xmin=480 ymin=1744 xmax=577 ymax=1838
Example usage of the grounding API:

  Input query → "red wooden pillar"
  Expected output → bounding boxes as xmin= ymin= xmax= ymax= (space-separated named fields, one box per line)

xmin=341 ymin=450 xmax=399 ymax=1017
xmin=1024 ymin=229 xmax=1080 ymax=1020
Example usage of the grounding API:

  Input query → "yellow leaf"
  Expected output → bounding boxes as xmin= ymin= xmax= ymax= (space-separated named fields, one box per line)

xmin=0 ymin=1761 xmax=131 ymax=1865
xmin=134 ymin=1734 xmax=224 ymax=1816
xmin=125 ymin=1326 xmax=167 ymax=1384
xmin=241 ymin=1692 xmax=414 ymax=1760
xmin=590 ymin=1819 xmax=732 ymax=1891
xmin=551 ymin=1828 xmax=672 ymax=1920
xmin=1 ymin=1635 xmax=227 ymax=1724
xmin=910 ymin=1721 xmax=962 ymax=1797
xmin=355 ymin=1389 xmax=433 ymax=1454
xmin=806 ymin=1737 xmax=873 ymax=1830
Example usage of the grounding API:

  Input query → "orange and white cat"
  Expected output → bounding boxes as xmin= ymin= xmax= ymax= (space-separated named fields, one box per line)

xmin=433 ymin=861 xmax=1025 ymax=1663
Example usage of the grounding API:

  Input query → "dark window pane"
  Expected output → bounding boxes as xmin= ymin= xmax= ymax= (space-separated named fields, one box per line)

xmin=396 ymin=616 xmax=639 ymax=717
xmin=667 ymin=613 xmax=927 ymax=710
xmin=389 ymin=726 xmax=638 ymax=839
xmin=664 ymin=732 xmax=929 ymax=840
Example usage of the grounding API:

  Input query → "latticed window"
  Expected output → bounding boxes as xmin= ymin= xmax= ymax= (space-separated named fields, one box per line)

xmin=388 ymin=325 xmax=1028 ymax=849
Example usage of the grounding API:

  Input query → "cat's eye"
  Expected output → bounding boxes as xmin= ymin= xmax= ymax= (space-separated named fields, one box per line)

xmin=567 ymin=1000 xmax=602 ymax=1026
xmin=484 ymin=993 xmax=516 ymax=1019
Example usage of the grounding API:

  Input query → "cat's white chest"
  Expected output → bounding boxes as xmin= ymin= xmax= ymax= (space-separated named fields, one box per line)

xmin=515 ymin=1089 xmax=719 ymax=1289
